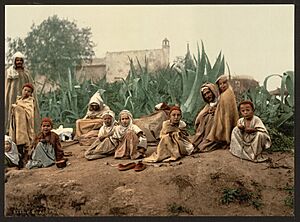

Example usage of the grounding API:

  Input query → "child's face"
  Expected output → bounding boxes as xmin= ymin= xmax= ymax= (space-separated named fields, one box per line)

xmin=5 ymin=141 xmax=12 ymax=152
xmin=120 ymin=114 xmax=130 ymax=127
xmin=240 ymin=104 xmax=254 ymax=119
xmin=103 ymin=115 xmax=113 ymax=127
xmin=218 ymin=78 xmax=228 ymax=93
xmin=41 ymin=122 xmax=52 ymax=134
xmin=22 ymin=86 xmax=33 ymax=98
xmin=169 ymin=110 xmax=181 ymax=124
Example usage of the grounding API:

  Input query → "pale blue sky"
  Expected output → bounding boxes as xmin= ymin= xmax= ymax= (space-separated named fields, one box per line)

xmin=5 ymin=5 xmax=294 ymax=90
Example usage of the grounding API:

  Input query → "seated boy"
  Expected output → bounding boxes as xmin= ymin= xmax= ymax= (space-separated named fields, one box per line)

xmin=229 ymin=101 xmax=271 ymax=162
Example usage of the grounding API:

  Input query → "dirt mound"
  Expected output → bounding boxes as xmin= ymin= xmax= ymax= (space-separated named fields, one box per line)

xmin=5 ymin=143 xmax=294 ymax=216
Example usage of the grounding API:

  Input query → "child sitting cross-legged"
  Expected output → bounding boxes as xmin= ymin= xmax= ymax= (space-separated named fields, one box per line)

xmin=84 ymin=110 xmax=117 ymax=160
xmin=26 ymin=117 xmax=66 ymax=169
xmin=113 ymin=110 xmax=147 ymax=160
xmin=143 ymin=106 xmax=194 ymax=163
xmin=229 ymin=100 xmax=271 ymax=162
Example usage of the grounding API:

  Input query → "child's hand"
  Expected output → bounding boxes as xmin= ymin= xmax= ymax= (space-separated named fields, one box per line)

xmin=245 ymin=128 xmax=257 ymax=134
xmin=237 ymin=124 xmax=245 ymax=130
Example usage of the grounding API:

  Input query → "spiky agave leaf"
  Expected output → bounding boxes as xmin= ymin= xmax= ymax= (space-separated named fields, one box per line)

xmin=283 ymin=71 xmax=294 ymax=107
xmin=182 ymin=41 xmax=205 ymax=113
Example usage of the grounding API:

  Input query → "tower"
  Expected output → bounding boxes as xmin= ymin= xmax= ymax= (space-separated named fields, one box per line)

xmin=162 ymin=38 xmax=170 ymax=66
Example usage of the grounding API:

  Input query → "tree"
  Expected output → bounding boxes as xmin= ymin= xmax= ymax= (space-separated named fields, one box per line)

xmin=6 ymin=15 xmax=95 ymax=81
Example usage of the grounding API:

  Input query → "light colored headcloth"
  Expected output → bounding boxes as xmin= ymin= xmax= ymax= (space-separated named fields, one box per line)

xmin=201 ymin=86 xmax=209 ymax=92
xmin=215 ymin=75 xmax=228 ymax=84
xmin=5 ymin=135 xmax=20 ymax=165
xmin=89 ymin=91 xmax=104 ymax=106
xmin=119 ymin=110 xmax=133 ymax=127
xmin=12 ymin=51 xmax=25 ymax=68
xmin=6 ymin=51 xmax=25 ymax=79
xmin=101 ymin=110 xmax=115 ymax=119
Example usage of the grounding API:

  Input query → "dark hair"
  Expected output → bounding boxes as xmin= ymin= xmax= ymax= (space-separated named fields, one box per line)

xmin=22 ymin=83 xmax=34 ymax=93
xmin=238 ymin=100 xmax=255 ymax=111
xmin=169 ymin=106 xmax=182 ymax=115
xmin=41 ymin=117 xmax=53 ymax=127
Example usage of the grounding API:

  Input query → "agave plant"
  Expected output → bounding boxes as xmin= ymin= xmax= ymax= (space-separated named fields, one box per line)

xmin=242 ymin=71 xmax=294 ymax=131
xmin=37 ymin=41 xmax=293 ymax=143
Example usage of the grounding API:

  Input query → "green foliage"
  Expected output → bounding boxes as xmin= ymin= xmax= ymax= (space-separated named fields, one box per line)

xmin=242 ymin=71 xmax=294 ymax=131
xmin=178 ymin=41 xmax=224 ymax=115
xmin=167 ymin=202 xmax=193 ymax=215
xmin=266 ymin=126 xmax=294 ymax=152
xmin=241 ymin=72 xmax=295 ymax=151
xmin=6 ymin=15 xmax=95 ymax=81
xmin=6 ymin=37 xmax=26 ymax=59
xmin=36 ymin=39 xmax=294 ymax=145
xmin=221 ymin=187 xmax=263 ymax=210
xmin=280 ymin=184 xmax=294 ymax=209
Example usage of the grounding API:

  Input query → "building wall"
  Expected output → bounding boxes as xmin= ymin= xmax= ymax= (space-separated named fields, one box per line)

xmin=74 ymin=39 xmax=170 ymax=83
xmin=105 ymin=47 xmax=169 ymax=82
xmin=75 ymin=65 xmax=106 ymax=83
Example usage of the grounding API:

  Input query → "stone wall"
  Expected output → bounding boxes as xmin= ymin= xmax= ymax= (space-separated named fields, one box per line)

xmin=76 ymin=64 xmax=106 ymax=83
xmin=74 ymin=39 xmax=170 ymax=83
xmin=105 ymin=47 xmax=169 ymax=82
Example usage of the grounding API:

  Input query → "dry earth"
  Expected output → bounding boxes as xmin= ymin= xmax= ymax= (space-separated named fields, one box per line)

xmin=5 ymin=142 xmax=294 ymax=216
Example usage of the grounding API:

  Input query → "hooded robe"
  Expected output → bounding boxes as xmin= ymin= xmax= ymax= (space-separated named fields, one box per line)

xmin=75 ymin=91 xmax=110 ymax=145
xmin=84 ymin=110 xmax=117 ymax=160
xmin=206 ymin=75 xmax=239 ymax=145
xmin=192 ymin=83 xmax=221 ymax=152
xmin=113 ymin=110 xmax=147 ymax=160
xmin=5 ymin=52 xmax=40 ymax=134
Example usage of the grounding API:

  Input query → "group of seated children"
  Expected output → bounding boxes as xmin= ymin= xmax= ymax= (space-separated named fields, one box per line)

xmin=84 ymin=109 xmax=147 ymax=160
xmin=5 ymin=76 xmax=272 ymax=171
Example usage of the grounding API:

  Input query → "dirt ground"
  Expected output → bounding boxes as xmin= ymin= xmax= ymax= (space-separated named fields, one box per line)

xmin=5 ymin=142 xmax=294 ymax=216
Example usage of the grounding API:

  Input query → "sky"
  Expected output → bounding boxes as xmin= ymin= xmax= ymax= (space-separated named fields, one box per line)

xmin=5 ymin=5 xmax=294 ymax=90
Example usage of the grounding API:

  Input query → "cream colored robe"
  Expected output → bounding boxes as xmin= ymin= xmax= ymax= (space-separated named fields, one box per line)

xmin=5 ymin=52 xmax=40 ymax=134
xmin=144 ymin=120 xmax=194 ymax=163
xmin=85 ymin=112 xmax=117 ymax=160
xmin=229 ymin=116 xmax=271 ymax=162
xmin=113 ymin=111 xmax=147 ymax=160
xmin=75 ymin=91 xmax=110 ymax=145
xmin=9 ymin=96 xmax=35 ymax=147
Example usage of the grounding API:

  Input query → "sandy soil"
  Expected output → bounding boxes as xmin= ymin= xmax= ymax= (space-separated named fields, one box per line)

xmin=5 ymin=142 xmax=294 ymax=216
